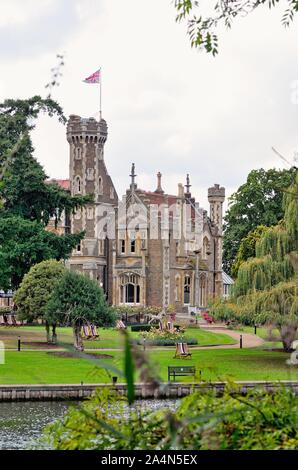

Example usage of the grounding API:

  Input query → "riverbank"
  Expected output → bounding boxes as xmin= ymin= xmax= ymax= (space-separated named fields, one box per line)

xmin=1 ymin=380 xmax=298 ymax=402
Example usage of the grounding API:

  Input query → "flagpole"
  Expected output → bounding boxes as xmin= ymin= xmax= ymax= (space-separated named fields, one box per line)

xmin=99 ymin=67 xmax=102 ymax=120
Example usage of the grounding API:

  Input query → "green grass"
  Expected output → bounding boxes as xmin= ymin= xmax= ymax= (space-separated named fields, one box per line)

xmin=0 ymin=349 xmax=297 ymax=385
xmin=0 ymin=326 xmax=236 ymax=350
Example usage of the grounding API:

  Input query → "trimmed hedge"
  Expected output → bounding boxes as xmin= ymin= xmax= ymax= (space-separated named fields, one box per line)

xmin=130 ymin=324 xmax=152 ymax=332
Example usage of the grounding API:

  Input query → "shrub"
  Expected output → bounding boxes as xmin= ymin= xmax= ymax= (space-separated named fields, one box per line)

xmin=43 ymin=385 xmax=298 ymax=450
xmin=130 ymin=324 xmax=152 ymax=332
xmin=0 ymin=306 xmax=12 ymax=314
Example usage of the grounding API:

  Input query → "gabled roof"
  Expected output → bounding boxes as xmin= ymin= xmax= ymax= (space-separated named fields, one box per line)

xmin=222 ymin=271 xmax=234 ymax=285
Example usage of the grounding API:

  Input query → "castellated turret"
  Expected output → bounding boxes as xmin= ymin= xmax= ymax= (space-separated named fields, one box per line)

xmin=207 ymin=183 xmax=225 ymax=298
xmin=67 ymin=115 xmax=118 ymax=301
xmin=208 ymin=183 xmax=225 ymax=234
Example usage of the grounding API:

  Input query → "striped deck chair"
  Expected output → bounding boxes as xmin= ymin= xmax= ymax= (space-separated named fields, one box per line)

xmin=174 ymin=342 xmax=192 ymax=359
xmin=90 ymin=324 xmax=99 ymax=338
xmin=166 ymin=321 xmax=174 ymax=332
xmin=81 ymin=325 xmax=92 ymax=339
xmin=116 ymin=320 xmax=126 ymax=330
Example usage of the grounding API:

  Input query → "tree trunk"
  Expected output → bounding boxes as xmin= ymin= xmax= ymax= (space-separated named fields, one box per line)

xmin=45 ymin=322 xmax=51 ymax=343
xmin=51 ymin=324 xmax=57 ymax=345
xmin=279 ymin=325 xmax=297 ymax=352
xmin=73 ymin=323 xmax=84 ymax=351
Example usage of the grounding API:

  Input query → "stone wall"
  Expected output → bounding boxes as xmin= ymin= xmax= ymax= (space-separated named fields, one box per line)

xmin=0 ymin=381 xmax=297 ymax=402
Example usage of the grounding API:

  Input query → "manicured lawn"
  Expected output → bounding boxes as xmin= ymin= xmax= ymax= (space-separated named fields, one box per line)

xmin=0 ymin=348 xmax=297 ymax=384
xmin=0 ymin=326 xmax=236 ymax=350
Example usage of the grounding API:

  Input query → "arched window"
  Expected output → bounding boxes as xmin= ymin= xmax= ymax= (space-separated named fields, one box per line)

xmin=184 ymin=274 xmax=191 ymax=305
xmin=98 ymin=177 xmax=103 ymax=195
xmin=75 ymin=176 xmax=81 ymax=194
xmin=110 ymin=187 xmax=114 ymax=199
xmin=119 ymin=273 xmax=141 ymax=305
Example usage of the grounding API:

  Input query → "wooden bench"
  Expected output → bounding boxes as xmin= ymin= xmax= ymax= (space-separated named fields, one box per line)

xmin=168 ymin=365 xmax=196 ymax=381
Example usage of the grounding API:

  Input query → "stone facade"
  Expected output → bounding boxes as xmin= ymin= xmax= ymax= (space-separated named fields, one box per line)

xmin=52 ymin=114 xmax=225 ymax=311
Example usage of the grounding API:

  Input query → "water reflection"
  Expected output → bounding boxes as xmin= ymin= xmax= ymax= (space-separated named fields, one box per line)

xmin=0 ymin=399 xmax=176 ymax=450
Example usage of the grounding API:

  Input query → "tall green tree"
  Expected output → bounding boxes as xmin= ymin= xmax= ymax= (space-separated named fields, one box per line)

xmin=0 ymin=97 xmax=91 ymax=225
xmin=174 ymin=1 xmax=298 ymax=55
xmin=0 ymin=216 xmax=82 ymax=290
xmin=231 ymin=225 xmax=270 ymax=278
xmin=0 ymin=96 xmax=92 ymax=290
xmin=212 ymin=173 xmax=298 ymax=351
xmin=13 ymin=260 xmax=66 ymax=343
xmin=46 ymin=270 xmax=116 ymax=350
xmin=223 ymin=167 xmax=295 ymax=274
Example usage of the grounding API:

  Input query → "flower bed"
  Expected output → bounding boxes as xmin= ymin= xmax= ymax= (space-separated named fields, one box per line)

xmin=137 ymin=328 xmax=198 ymax=346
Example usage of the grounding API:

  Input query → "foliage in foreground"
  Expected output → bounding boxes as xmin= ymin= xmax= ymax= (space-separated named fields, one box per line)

xmin=43 ymin=384 xmax=298 ymax=450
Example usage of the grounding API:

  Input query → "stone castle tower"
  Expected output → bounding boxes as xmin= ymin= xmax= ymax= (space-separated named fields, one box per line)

xmin=66 ymin=115 xmax=118 ymax=301
xmin=208 ymin=184 xmax=225 ymax=298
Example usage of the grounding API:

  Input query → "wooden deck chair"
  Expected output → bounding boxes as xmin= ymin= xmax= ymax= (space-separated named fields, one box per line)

xmin=90 ymin=324 xmax=99 ymax=338
xmin=174 ymin=342 xmax=192 ymax=359
xmin=116 ymin=320 xmax=126 ymax=330
xmin=181 ymin=342 xmax=192 ymax=358
xmin=81 ymin=325 xmax=92 ymax=339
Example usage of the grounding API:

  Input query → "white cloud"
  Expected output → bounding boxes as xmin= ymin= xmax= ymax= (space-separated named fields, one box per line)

xmin=0 ymin=0 xmax=54 ymax=27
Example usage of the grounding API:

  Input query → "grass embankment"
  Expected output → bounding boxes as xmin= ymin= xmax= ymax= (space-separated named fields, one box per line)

xmin=0 ymin=326 xmax=236 ymax=350
xmin=0 ymin=349 xmax=297 ymax=385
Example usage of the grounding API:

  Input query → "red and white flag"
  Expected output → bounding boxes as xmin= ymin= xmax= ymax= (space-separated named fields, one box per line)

xmin=83 ymin=69 xmax=101 ymax=84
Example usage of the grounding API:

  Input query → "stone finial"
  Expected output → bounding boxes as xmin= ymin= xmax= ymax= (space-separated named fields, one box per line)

xmin=185 ymin=173 xmax=192 ymax=196
xmin=130 ymin=163 xmax=137 ymax=190
xmin=155 ymin=171 xmax=164 ymax=193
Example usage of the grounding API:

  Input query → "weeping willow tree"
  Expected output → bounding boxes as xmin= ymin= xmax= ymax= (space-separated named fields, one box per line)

xmin=212 ymin=172 xmax=298 ymax=351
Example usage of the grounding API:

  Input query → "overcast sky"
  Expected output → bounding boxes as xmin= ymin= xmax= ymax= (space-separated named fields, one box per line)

xmin=1 ymin=0 xmax=297 ymax=210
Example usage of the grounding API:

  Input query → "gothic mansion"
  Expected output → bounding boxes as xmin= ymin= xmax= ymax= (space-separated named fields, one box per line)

xmin=49 ymin=114 xmax=226 ymax=312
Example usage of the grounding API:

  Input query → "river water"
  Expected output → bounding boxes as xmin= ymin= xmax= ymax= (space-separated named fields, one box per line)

xmin=0 ymin=399 xmax=177 ymax=450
